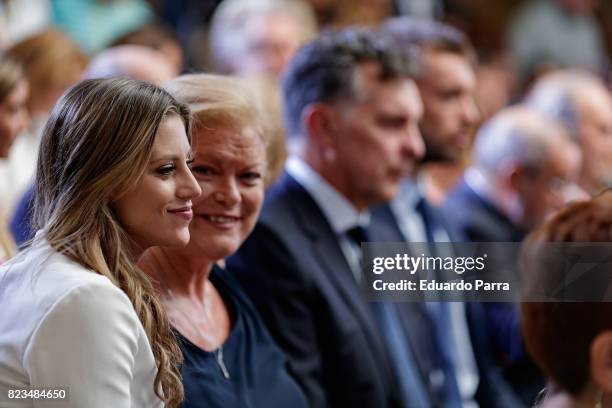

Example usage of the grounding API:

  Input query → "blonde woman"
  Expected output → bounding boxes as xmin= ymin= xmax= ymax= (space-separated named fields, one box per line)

xmin=139 ymin=74 xmax=307 ymax=408
xmin=0 ymin=57 xmax=28 ymax=262
xmin=0 ymin=78 xmax=201 ymax=407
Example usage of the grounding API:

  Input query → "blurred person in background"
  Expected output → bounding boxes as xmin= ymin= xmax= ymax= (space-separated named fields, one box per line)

xmin=0 ymin=0 xmax=51 ymax=50
xmin=383 ymin=17 xmax=480 ymax=204
xmin=521 ymin=190 xmax=612 ymax=407
xmin=228 ymin=29 xmax=427 ymax=407
xmin=508 ymin=0 xmax=607 ymax=88
xmin=0 ymin=57 xmax=27 ymax=262
xmin=139 ymin=73 xmax=307 ymax=408
xmin=0 ymin=29 xmax=87 ymax=214
xmin=526 ymin=69 xmax=612 ymax=196
xmin=446 ymin=106 xmax=582 ymax=242
xmin=379 ymin=17 xmax=522 ymax=408
xmin=84 ymin=45 xmax=177 ymax=85
xmin=444 ymin=106 xmax=582 ymax=403
xmin=209 ymin=0 xmax=317 ymax=81
xmin=111 ymin=21 xmax=184 ymax=75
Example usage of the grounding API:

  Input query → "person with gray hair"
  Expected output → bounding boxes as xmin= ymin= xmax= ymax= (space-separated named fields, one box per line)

xmin=526 ymin=69 xmax=612 ymax=195
xmin=228 ymin=28 xmax=426 ymax=407
xmin=449 ymin=106 xmax=581 ymax=239
xmin=209 ymin=0 xmax=317 ymax=80
xmin=444 ymin=106 xmax=582 ymax=404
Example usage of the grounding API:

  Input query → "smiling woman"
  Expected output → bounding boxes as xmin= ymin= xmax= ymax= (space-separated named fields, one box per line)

xmin=138 ymin=73 xmax=307 ymax=408
xmin=0 ymin=78 xmax=201 ymax=407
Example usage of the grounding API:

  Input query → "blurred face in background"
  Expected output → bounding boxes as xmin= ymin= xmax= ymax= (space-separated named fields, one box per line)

xmin=576 ymin=87 xmax=612 ymax=193
xmin=237 ymin=12 xmax=303 ymax=79
xmin=417 ymin=49 xmax=479 ymax=163
xmin=0 ymin=79 xmax=29 ymax=158
xmin=187 ymin=123 xmax=266 ymax=261
xmin=516 ymin=141 xmax=582 ymax=229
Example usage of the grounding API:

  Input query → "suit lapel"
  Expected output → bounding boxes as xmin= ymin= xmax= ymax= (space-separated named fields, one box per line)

xmin=281 ymin=173 xmax=394 ymax=382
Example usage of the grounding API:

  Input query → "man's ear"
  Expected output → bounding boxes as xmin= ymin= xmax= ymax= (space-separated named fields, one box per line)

xmin=591 ymin=331 xmax=612 ymax=393
xmin=302 ymin=103 xmax=340 ymax=151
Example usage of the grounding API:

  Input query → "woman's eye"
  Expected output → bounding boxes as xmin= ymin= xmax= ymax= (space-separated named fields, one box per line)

xmin=241 ymin=172 xmax=262 ymax=182
xmin=192 ymin=166 xmax=214 ymax=176
xmin=156 ymin=165 xmax=176 ymax=176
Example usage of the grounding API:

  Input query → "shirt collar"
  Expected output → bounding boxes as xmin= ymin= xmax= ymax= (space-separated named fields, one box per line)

xmin=285 ymin=156 xmax=370 ymax=234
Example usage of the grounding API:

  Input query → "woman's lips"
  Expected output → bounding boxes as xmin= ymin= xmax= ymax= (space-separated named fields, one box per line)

xmin=167 ymin=207 xmax=193 ymax=221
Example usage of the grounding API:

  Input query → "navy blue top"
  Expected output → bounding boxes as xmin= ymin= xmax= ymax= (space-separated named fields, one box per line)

xmin=177 ymin=265 xmax=308 ymax=408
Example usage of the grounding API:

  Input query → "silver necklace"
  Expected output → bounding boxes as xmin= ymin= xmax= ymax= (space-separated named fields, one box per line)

xmin=166 ymin=288 xmax=230 ymax=379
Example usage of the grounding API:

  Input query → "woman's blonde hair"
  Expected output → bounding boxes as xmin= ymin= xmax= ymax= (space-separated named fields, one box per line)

xmin=165 ymin=73 xmax=271 ymax=180
xmin=34 ymin=78 xmax=188 ymax=406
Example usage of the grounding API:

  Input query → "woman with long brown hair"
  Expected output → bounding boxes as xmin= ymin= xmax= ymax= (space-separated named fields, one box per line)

xmin=0 ymin=77 xmax=201 ymax=407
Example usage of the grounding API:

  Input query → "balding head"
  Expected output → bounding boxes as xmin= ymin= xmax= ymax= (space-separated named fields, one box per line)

xmin=473 ymin=106 xmax=582 ymax=229
xmin=84 ymin=45 xmax=177 ymax=85
xmin=526 ymin=70 xmax=612 ymax=193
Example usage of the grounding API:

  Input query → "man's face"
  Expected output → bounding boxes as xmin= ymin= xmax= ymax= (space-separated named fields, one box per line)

xmin=518 ymin=142 xmax=582 ymax=229
xmin=577 ymin=88 xmax=612 ymax=193
xmin=238 ymin=12 xmax=303 ymax=79
xmin=417 ymin=49 xmax=479 ymax=163
xmin=331 ymin=62 xmax=425 ymax=210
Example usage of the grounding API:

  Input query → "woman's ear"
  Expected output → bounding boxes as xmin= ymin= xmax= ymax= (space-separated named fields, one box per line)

xmin=591 ymin=331 xmax=612 ymax=393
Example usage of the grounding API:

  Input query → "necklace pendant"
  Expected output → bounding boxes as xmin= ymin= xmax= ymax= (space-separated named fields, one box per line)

xmin=215 ymin=347 xmax=230 ymax=379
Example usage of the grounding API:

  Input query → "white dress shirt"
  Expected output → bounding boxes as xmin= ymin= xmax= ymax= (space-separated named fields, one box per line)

xmin=286 ymin=156 xmax=370 ymax=280
xmin=0 ymin=238 xmax=163 ymax=407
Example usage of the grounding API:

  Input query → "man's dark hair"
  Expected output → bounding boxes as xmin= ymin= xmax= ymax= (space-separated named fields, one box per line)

xmin=382 ymin=17 xmax=476 ymax=66
xmin=281 ymin=28 xmax=419 ymax=137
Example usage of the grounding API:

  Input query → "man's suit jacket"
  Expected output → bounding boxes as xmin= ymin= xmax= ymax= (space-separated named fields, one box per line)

xmin=443 ymin=178 xmax=525 ymax=243
xmin=443 ymin=177 xmax=541 ymax=405
xmin=227 ymin=172 xmax=407 ymax=408
xmin=373 ymin=192 xmax=525 ymax=408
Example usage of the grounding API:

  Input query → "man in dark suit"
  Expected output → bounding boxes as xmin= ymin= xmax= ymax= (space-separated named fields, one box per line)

xmin=228 ymin=29 xmax=429 ymax=407
xmin=380 ymin=18 xmax=528 ymax=407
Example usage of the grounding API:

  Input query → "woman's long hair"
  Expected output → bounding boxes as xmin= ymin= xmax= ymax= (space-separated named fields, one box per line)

xmin=33 ymin=78 xmax=188 ymax=406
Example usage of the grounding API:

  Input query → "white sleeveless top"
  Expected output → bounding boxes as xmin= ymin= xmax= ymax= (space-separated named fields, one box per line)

xmin=0 ymin=239 xmax=163 ymax=407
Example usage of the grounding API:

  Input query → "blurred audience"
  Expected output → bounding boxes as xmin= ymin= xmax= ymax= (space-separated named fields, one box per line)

xmin=228 ymin=29 xmax=426 ymax=407
xmin=521 ymin=189 xmax=612 ymax=407
xmin=139 ymin=73 xmax=307 ymax=408
xmin=111 ymin=21 xmax=184 ymax=74
xmin=0 ymin=29 xmax=87 ymax=214
xmin=0 ymin=57 xmax=27 ymax=262
xmin=446 ymin=106 xmax=582 ymax=241
xmin=0 ymin=0 xmax=51 ymax=50
xmin=84 ymin=45 xmax=177 ymax=84
xmin=383 ymin=17 xmax=480 ymax=204
xmin=209 ymin=0 xmax=317 ymax=81
xmin=380 ymin=17 xmax=522 ymax=408
xmin=444 ymin=106 xmax=582 ymax=403
xmin=526 ymin=69 xmax=612 ymax=196
xmin=52 ymin=0 xmax=153 ymax=54
xmin=508 ymin=0 xmax=608 ymax=87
